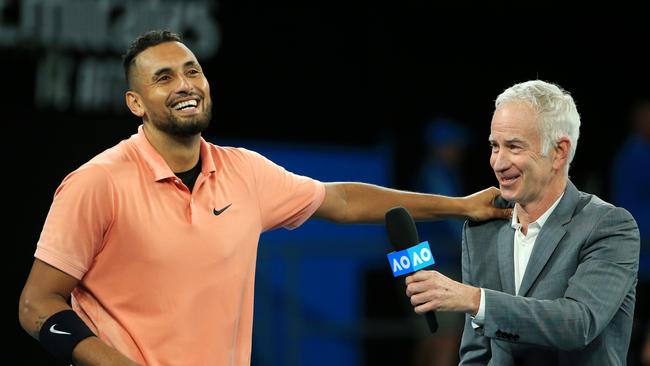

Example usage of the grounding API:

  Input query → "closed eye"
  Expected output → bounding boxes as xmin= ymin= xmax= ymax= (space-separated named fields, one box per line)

xmin=503 ymin=138 xmax=527 ymax=152
xmin=489 ymin=142 xmax=499 ymax=152
xmin=156 ymin=74 xmax=172 ymax=83
xmin=507 ymin=144 xmax=523 ymax=152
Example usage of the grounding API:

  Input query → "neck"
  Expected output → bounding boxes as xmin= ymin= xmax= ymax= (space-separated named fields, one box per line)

xmin=143 ymin=123 xmax=201 ymax=172
xmin=516 ymin=176 xmax=567 ymax=229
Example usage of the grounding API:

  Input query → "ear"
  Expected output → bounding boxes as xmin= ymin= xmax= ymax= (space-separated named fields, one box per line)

xmin=552 ymin=137 xmax=571 ymax=171
xmin=125 ymin=91 xmax=145 ymax=118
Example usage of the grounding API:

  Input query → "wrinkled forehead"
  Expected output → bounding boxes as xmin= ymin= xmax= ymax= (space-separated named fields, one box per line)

xmin=489 ymin=102 xmax=540 ymax=141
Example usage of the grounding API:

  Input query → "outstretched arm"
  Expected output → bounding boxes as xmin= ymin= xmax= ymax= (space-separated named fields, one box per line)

xmin=313 ymin=182 xmax=510 ymax=224
xmin=19 ymin=259 xmax=141 ymax=366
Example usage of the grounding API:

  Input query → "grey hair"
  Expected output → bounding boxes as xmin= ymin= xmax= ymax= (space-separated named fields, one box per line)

xmin=495 ymin=80 xmax=581 ymax=175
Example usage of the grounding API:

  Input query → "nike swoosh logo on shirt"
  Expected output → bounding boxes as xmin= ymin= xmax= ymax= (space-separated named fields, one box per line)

xmin=49 ymin=324 xmax=72 ymax=335
xmin=213 ymin=203 xmax=232 ymax=216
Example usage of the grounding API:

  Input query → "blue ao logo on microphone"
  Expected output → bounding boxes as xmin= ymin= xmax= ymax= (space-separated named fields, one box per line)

xmin=387 ymin=241 xmax=435 ymax=277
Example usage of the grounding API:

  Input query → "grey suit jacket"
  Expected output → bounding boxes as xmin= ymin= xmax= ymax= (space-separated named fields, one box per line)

xmin=459 ymin=181 xmax=640 ymax=366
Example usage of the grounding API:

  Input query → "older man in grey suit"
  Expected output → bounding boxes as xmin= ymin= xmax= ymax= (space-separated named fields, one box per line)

xmin=405 ymin=80 xmax=640 ymax=365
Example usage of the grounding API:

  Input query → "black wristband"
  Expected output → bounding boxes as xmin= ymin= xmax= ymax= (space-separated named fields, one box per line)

xmin=39 ymin=310 xmax=96 ymax=364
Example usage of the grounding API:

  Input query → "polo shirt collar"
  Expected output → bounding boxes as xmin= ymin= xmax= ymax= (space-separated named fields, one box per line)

xmin=132 ymin=125 xmax=217 ymax=182
xmin=198 ymin=134 xmax=217 ymax=175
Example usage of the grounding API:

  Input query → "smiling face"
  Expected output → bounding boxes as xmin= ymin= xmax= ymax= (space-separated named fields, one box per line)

xmin=125 ymin=41 xmax=212 ymax=137
xmin=489 ymin=102 xmax=557 ymax=206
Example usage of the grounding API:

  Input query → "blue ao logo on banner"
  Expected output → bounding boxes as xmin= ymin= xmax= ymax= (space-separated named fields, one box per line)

xmin=387 ymin=241 xmax=435 ymax=277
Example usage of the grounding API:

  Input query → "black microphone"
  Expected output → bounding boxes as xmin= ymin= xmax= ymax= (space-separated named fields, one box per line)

xmin=385 ymin=207 xmax=438 ymax=333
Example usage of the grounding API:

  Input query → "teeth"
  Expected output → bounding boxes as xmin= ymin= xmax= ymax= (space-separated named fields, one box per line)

xmin=173 ymin=100 xmax=198 ymax=110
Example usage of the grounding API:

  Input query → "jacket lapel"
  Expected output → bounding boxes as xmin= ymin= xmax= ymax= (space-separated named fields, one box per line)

xmin=497 ymin=223 xmax=516 ymax=295
xmin=517 ymin=181 xmax=579 ymax=296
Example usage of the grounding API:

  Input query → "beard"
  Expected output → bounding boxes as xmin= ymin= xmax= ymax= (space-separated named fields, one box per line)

xmin=151 ymin=99 xmax=212 ymax=138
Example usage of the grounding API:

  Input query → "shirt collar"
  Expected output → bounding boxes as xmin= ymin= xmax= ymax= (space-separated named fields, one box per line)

xmin=131 ymin=125 xmax=217 ymax=182
xmin=511 ymin=192 xmax=565 ymax=230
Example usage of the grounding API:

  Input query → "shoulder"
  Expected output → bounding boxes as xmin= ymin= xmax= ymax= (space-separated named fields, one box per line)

xmin=576 ymin=191 xmax=635 ymax=223
xmin=207 ymin=144 xmax=283 ymax=173
xmin=464 ymin=218 xmax=509 ymax=238
xmin=206 ymin=144 xmax=267 ymax=164
xmin=571 ymin=191 xmax=639 ymax=245
xmin=87 ymin=138 xmax=137 ymax=170
xmin=59 ymin=140 xmax=136 ymax=191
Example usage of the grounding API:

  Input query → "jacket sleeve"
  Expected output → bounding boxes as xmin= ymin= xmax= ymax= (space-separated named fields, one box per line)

xmin=459 ymin=220 xmax=492 ymax=365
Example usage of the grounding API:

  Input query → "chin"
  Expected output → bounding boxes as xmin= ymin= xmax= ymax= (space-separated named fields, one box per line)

xmin=499 ymin=189 xmax=517 ymax=203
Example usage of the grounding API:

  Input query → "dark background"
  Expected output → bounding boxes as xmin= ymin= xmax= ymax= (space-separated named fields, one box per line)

xmin=4 ymin=1 xmax=649 ymax=364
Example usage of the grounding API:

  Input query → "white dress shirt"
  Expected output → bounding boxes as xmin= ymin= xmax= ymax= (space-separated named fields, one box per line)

xmin=472 ymin=193 xmax=564 ymax=327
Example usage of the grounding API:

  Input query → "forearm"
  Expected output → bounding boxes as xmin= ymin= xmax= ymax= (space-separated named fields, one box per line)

xmin=19 ymin=293 xmax=72 ymax=340
xmin=19 ymin=294 xmax=138 ymax=365
xmin=335 ymin=182 xmax=467 ymax=223
xmin=72 ymin=337 xmax=141 ymax=366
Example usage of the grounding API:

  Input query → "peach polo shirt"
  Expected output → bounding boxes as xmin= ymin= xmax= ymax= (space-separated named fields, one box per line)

xmin=35 ymin=126 xmax=325 ymax=365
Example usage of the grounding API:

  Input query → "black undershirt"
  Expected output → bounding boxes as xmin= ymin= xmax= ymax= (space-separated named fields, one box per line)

xmin=174 ymin=158 xmax=201 ymax=192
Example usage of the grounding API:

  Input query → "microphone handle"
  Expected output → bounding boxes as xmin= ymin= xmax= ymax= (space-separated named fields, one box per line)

xmin=425 ymin=311 xmax=438 ymax=333
xmin=419 ymin=263 xmax=438 ymax=333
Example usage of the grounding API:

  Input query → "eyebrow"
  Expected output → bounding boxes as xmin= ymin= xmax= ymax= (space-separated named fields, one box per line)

xmin=488 ymin=137 xmax=528 ymax=145
xmin=152 ymin=61 xmax=200 ymax=79
xmin=505 ymin=138 xmax=527 ymax=145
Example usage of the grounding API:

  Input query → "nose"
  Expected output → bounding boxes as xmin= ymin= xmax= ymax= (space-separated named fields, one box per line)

xmin=175 ymin=74 xmax=193 ymax=94
xmin=491 ymin=149 xmax=510 ymax=172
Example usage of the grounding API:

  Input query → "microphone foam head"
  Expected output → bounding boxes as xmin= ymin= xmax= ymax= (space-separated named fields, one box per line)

xmin=385 ymin=207 xmax=419 ymax=251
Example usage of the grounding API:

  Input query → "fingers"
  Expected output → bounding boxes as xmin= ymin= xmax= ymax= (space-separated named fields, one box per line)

xmin=405 ymin=271 xmax=471 ymax=313
xmin=405 ymin=279 xmax=422 ymax=297
xmin=488 ymin=187 xmax=512 ymax=219
xmin=404 ymin=274 xmax=415 ymax=286
xmin=404 ymin=270 xmax=433 ymax=287
xmin=409 ymin=293 xmax=436 ymax=314
xmin=414 ymin=303 xmax=432 ymax=314
xmin=503 ymin=208 xmax=513 ymax=219
xmin=488 ymin=186 xmax=500 ymax=199
xmin=405 ymin=271 xmax=437 ymax=297
xmin=409 ymin=290 xmax=430 ymax=306
xmin=411 ymin=270 xmax=432 ymax=281
xmin=494 ymin=207 xmax=512 ymax=219
xmin=405 ymin=282 xmax=420 ymax=297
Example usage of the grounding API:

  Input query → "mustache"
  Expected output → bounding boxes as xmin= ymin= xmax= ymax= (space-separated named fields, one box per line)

xmin=167 ymin=92 xmax=205 ymax=107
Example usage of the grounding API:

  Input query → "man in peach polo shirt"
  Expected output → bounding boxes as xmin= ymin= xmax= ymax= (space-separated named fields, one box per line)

xmin=18 ymin=30 xmax=509 ymax=366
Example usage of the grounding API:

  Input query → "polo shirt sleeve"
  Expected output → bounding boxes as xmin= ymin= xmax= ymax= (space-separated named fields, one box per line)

xmin=35 ymin=164 xmax=115 ymax=280
xmin=243 ymin=149 xmax=325 ymax=232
